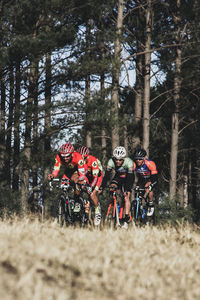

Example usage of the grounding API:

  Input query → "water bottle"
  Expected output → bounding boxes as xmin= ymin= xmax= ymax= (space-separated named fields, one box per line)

xmin=118 ymin=204 xmax=120 ymax=213
xmin=142 ymin=208 xmax=146 ymax=219
xmin=70 ymin=199 xmax=75 ymax=210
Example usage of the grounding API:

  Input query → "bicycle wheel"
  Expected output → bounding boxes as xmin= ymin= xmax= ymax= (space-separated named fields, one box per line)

xmin=104 ymin=200 xmax=120 ymax=229
xmin=104 ymin=200 xmax=113 ymax=228
xmin=132 ymin=200 xmax=143 ymax=226
xmin=79 ymin=197 xmax=90 ymax=228
xmin=72 ymin=198 xmax=85 ymax=228
xmin=57 ymin=195 xmax=67 ymax=227
xmin=146 ymin=206 xmax=156 ymax=225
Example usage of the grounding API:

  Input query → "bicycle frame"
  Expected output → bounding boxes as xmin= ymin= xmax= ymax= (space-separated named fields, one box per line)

xmin=106 ymin=188 xmax=122 ymax=227
xmin=132 ymin=186 xmax=147 ymax=222
xmin=50 ymin=178 xmax=88 ymax=227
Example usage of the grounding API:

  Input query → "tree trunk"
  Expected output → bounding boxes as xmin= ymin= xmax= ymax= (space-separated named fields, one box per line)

xmin=100 ymin=72 xmax=107 ymax=167
xmin=132 ymin=0 xmax=144 ymax=149
xmin=5 ymin=66 xmax=14 ymax=186
xmin=177 ymin=175 xmax=188 ymax=207
xmin=32 ymin=61 xmax=39 ymax=212
xmin=43 ymin=52 xmax=52 ymax=217
xmin=85 ymin=19 xmax=92 ymax=148
xmin=13 ymin=61 xmax=21 ymax=191
xmin=111 ymin=0 xmax=124 ymax=151
xmin=85 ymin=73 xmax=92 ymax=148
xmin=43 ymin=53 xmax=52 ymax=180
xmin=133 ymin=53 xmax=143 ymax=149
xmin=169 ymin=0 xmax=182 ymax=200
xmin=0 ymin=69 xmax=6 ymax=184
xmin=124 ymin=114 xmax=128 ymax=154
xmin=169 ymin=112 xmax=179 ymax=199
xmin=143 ymin=0 xmax=152 ymax=155
xmin=20 ymin=61 xmax=37 ymax=213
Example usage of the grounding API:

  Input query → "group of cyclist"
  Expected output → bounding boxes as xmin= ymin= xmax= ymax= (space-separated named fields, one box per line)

xmin=48 ymin=143 xmax=158 ymax=229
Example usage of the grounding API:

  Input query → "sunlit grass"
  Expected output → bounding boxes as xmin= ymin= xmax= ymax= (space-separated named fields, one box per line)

xmin=0 ymin=217 xmax=200 ymax=299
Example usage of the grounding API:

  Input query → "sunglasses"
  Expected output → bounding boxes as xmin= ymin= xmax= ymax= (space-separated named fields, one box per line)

xmin=136 ymin=158 xmax=143 ymax=161
xmin=114 ymin=158 xmax=124 ymax=162
xmin=61 ymin=154 xmax=71 ymax=158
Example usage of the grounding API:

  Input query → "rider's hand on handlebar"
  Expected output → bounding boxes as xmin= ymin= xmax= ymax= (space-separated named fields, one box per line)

xmin=145 ymin=184 xmax=153 ymax=192
xmin=98 ymin=187 xmax=103 ymax=194
xmin=86 ymin=185 xmax=92 ymax=195
xmin=48 ymin=174 xmax=55 ymax=181
xmin=68 ymin=179 xmax=75 ymax=188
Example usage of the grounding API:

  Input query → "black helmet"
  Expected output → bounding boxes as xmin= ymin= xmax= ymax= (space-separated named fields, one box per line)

xmin=133 ymin=148 xmax=147 ymax=160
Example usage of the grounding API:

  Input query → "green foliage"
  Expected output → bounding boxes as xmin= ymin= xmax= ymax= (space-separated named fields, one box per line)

xmin=155 ymin=196 xmax=196 ymax=225
xmin=0 ymin=186 xmax=21 ymax=218
xmin=0 ymin=0 xmax=200 ymax=221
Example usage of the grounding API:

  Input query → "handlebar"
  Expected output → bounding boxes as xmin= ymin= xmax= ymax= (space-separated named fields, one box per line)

xmin=133 ymin=186 xmax=146 ymax=192
xmin=76 ymin=182 xmax=92 ymax=195
xmin=49 ymin=178 xmax=71 ymax=191
xmin=109 ymin=185 xmax=117 ymax=192
xmin=133 ymin=186 xmax=149 ymax=200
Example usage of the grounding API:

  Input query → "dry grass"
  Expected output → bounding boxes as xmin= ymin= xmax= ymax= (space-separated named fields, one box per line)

xmin=0 ymin=218 xmax=200 ymax=300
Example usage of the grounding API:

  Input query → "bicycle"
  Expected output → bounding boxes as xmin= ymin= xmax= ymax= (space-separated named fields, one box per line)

xmin=131 ymin=186 xmax=155 ymax=225
xmin=104 ymin=186 xmax=124 ymax=229
xmin=49 ymin=178 xmax=89 ymax=228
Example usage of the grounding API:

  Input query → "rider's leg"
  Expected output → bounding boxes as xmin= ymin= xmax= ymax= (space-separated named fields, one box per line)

xmin=144 ymin=181 xmax=154 ymax=206
xmin=123 ymin=191 xmax=131 ymax=222
xmin=90 ymin=189 xmax=101 ymax=226
xmin=148 ymin=190 xmax=153 ymax=202
xmin=90 ymin=190 xmax=98 ymax=207
xmin=71 ymin=173 xmax=81 ymax=200
xmin=145 ymin=182 xmax=154 ymax=216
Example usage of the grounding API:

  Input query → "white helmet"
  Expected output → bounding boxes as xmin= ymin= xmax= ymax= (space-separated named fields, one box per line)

xmin=113 ymin=146 xmax=126 ymax=160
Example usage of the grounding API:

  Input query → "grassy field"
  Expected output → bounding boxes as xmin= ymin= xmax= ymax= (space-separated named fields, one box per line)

xmin=0 ymin=218 xmax=200 ymax=300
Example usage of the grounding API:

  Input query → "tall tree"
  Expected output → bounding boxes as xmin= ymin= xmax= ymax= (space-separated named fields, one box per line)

xmin=111 ymin=0 xmax=124 ymax=150
xmin=0 ymin=68 xmax=6 ymax=184
xmin=85 ymin=19 xmax=92 ymax=148
xmin=5 ymin=66 xmax=14 ymax=186
xmin=13 ymin=61 xmax=21 ymax=191
xmin=133 ymin=1 xmax=144 ymax=149
xmin=20 ymin=60 xmax=38 ymax=213
xmin=143 ymin=0 xmax=152 ymax=154
xmin=169 ymin=0 xmax=182 ymax=199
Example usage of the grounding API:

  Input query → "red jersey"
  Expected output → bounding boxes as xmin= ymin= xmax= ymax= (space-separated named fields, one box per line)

xmin=52 ymin=151 xmax=86 ymax=180
xmin=85 ymin=155 xmax=103 ymax=190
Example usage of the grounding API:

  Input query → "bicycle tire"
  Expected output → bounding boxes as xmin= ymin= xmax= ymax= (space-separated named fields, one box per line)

xmin=57 ymin=195 xmax=67 ymax=227
xmin=105 ymin=196 xmax=121 ymax=229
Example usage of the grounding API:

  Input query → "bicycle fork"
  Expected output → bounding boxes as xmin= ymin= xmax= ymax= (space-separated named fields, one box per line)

xmin=136 ymin=198 xmax=139 ymax=220
xmin=106 ymin=194 xmax=121 ymax=227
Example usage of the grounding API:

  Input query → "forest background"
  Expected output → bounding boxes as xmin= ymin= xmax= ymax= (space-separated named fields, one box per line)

xmin=0 ymin=0 xmax=199 ymax=221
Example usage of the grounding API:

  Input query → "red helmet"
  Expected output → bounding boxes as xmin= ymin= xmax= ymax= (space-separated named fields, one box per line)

xmin=78 ymin=146 xmax=90 ymax=158
xmin=59 ymin=143 xmax=74 ymax=156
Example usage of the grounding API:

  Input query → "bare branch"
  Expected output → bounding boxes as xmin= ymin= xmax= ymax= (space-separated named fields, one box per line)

xmin=179 ymin=120 xmax=198 ymax=135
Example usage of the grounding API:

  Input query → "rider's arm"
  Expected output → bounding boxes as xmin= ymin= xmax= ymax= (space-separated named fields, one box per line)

xmin=94 ymin=171 xmax=103 ymax=191
xmin=124 ymin=158 xmax=135 ymax=192
xmin=76 ymin=153 xmax=87 ymax=181
xmin=90 ymin=157 xmax=103 ymax=190
xmin=100 ymin=158 xmax=114 ymax=189
xmin=51 ymin=154 xmax=62 ymax=177
xmin=101 ymin=168 xmax=111 ymax=189
xmin=150 ymin=174 xmax=158 ymax=188
xmin=147 ymin=160 xmax=158 ymax=189
xmin=124 ymin=171 xmax=135 ymax=192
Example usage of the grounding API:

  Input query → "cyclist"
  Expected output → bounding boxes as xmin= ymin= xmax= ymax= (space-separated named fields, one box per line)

xmin=48 ymin=142 xmax=86 ymax=187
xmin=100 ymin=146 xmax=135 ymax=229
xmin=133 ymin=148 xmax=158 ymax=217
xmin=77 ymin=146 xmax=103 ymax=226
